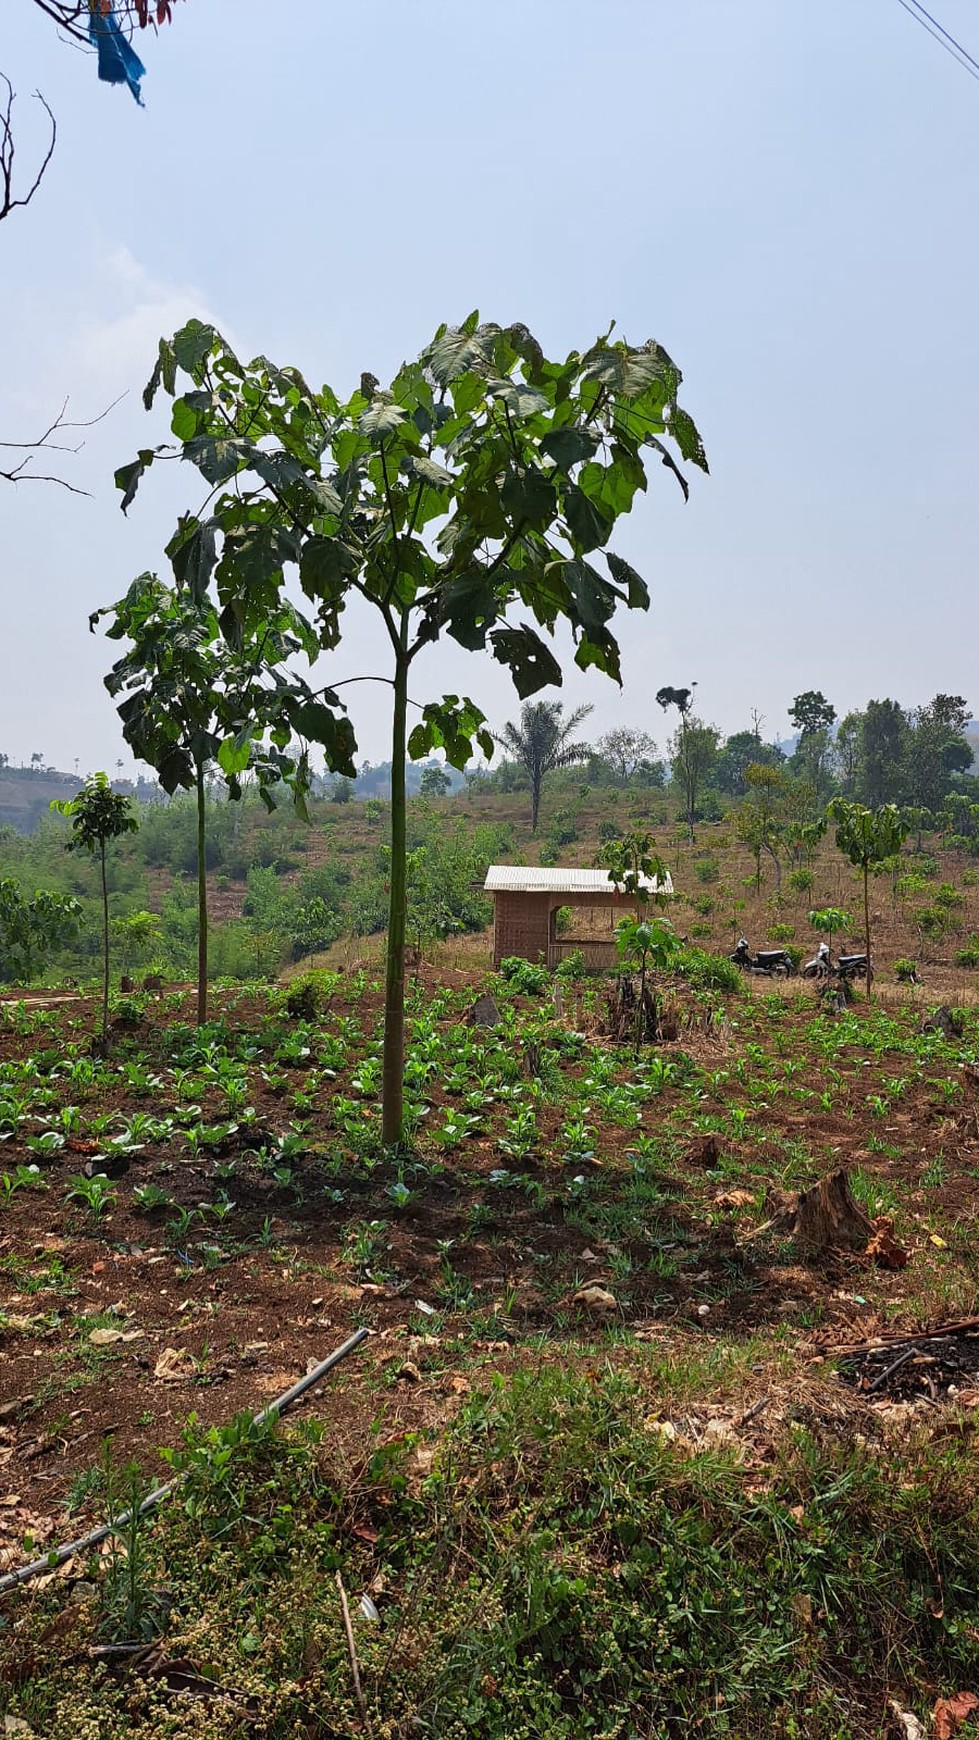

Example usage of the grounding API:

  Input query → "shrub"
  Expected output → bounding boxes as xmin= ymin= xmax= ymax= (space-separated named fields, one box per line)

xmin=694 ymin=855 xmax=719 ymax=884
xmin=787 ymin=867 xmax=814 ymax=896
xmin=896 ymin=873 xmax=930 ymax=902
xmin=693 ymin=896 xmax=715 ymax=917
xmin=274 ymin=969 xmax=343 ymax=1019
xmin=499 ymin=957 xmax=550 ymax=996
xmin=674 ymin=946 xmax=742 ymax=994
xmin=555 ymin=949 xmax=588 ymax=982
xmin=689 ymin=922 xmax=712 ymax=940
xmin=916 ymin=906 xmax=954 ymax=939
xmin=954 ymin=938 xmax=979 ymax=969
xmin=934 ymin=882 xmax=964 ymax=910
xmin=893 ymin=958 xmax=918 ymax=983
xmin=597 ymin=820 xmax=622 ymax=843
xmin=766 ymin=923 xmax=794 ymax=944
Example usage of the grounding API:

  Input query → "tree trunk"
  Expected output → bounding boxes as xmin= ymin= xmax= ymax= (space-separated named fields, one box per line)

xmin=531 ymin=768 xmax=541 ymax=833
xmin=100 ymin=839 xmax=109 ymax=1048
xmin=196 ymin=759 xmax=208 ymax=1026
xmin=382 ymin=642 xmax=409 ymax=1147
xmin=863 ymin=863 xmax=873 ymax=997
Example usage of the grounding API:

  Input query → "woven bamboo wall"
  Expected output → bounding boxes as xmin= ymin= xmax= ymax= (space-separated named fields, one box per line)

xmin=493 ymin=892 xmax=551 ymax=967
xmin=491 ymin=890 xmax=638 ymax=968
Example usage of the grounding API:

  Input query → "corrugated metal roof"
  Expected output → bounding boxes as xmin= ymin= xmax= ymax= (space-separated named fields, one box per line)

xmin=484 ymin=865 xmax=674 ymax=895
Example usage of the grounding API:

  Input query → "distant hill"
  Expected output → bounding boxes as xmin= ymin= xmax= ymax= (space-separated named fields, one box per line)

xmin=0 ymin=767 xmax=153 ymax=835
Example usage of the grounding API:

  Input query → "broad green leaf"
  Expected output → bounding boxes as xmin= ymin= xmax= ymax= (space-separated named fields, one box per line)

xmin=115 ymin=449 xmax=160 ymax=515
xmin=359 ymin=398 xmax=408 ymax=437
xmin=562 ymin=559 xmax=617 ymax=630
xmin=501 ymin=468 xmax=557 ymax=531
xmin=436 ymin=568 xmax=498 ymax=651
xmin=427 ymin=326 xmax=496 ymax=387
xmin=172 ymin=319 xmax=218 ymax=378
xmin=564 ymin=485 xmax=613 ymax=554
xmin=605 ymin=551 xmax=649 ymax=611
xmin=540 ymin=427 xmax=598 ymax=471
xmin=409 ymin=454 xmax=454 ymax=489
xmin=300 ymin=536 xmax=358 ymax=602
xmin=490 ymin=625 xmax=563 ymax=697
xmin=668 ymin=406 xmax=709 ymax=472
xmin=171 ymin=398 xmax=199 ymax=442
xmin=217 ymin=734 xmax=253 ymax=776
xmin=167 ymin=516 xmax=217 ymax=601
xmin=575 ymin=628 xmax=621 ymax=684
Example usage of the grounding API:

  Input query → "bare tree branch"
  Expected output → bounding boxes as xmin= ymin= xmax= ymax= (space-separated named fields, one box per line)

xmin=28 ymin=2 xmax=181 ymax=47
xmin=0 ymin=394 xmax=126 ymax=493
xmin=0 ymin=75 xmax=56 ymax=224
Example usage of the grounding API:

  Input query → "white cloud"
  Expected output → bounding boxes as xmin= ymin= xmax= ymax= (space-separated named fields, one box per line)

xmin=74 ymin=246 xmax=225 ymax=386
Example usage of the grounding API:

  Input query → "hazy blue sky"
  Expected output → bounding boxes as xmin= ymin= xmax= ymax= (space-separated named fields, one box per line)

xmin=2 ymin=0 xmax=977 ymax=778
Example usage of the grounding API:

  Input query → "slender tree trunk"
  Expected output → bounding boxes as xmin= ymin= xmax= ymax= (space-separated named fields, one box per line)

xmin=196 ymin=759 xmax=208 ymax=1026
xmin=863 ymin=862 xmax=873 ymax=998
xmin=100 ymin=840 xmax=109 ymax=1048
xmin=531 ymin=768 xmax=541 ymax=833
xmin=382 ymin=639 xmax=409 ymax=1147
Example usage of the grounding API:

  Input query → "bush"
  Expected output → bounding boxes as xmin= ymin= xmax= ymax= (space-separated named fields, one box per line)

xmin=893 ymin=958 xmax=918 ymax=983
xmin=499 ymin=957 xmax=550 ymax=996
xmin=916 ymin=906 xmax=954 ymax=940
xmin=954 ymin=938 xmax=979 ymax=969
xmin=896 ymin=874 xmax=930 ymax=902
xmin=934 ymin=882 xmax=964 ymax=910
xmin=276 ymin=969 xmax=343 ymax=1019
xmin=766 ymin=923 xmax=794 ymax=944
xmin=597 ymin=820 xmax=622 ymax=843
xmin=694 ymin=855 xmax=719 ymax=884
xmin=787 ymin=868 xmax=814 ymax=896
xmin=674 ymin=946 xmax=742 ymax=994
xmin=555 ymin=949 xmax=588 ymax=982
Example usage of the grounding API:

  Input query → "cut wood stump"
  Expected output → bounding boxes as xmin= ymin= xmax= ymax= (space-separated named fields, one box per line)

xmin=792 ymin=1168 xmax=875 ymax=1253
xmin=746 ymin=1168 xmax=875 ymax=1254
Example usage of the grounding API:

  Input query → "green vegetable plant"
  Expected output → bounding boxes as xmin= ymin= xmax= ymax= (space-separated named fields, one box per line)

xmin=64 ymin=1172 xmax=117 ymax=1220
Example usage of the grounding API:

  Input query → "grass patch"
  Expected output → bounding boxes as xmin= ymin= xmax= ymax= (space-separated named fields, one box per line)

xmin=5 ymin=1366 xmax=979 ymax=1738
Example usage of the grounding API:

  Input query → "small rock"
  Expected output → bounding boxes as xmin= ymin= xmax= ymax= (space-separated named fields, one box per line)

xmin=573 ymin=1286 xmax=617 ymax=1313
xmin=467 ymin=994 xmax=501 ymax=1028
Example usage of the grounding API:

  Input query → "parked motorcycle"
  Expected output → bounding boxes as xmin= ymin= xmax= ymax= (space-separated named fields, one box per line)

xmin=730 ymin=937 xmax=796 ymax=977
xmin=801 ymin=941 xmax=869 ymax=981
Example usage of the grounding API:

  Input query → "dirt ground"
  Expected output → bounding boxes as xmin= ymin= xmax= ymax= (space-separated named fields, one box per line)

xmin=1 ymin=965 xmax=978 ymax=1589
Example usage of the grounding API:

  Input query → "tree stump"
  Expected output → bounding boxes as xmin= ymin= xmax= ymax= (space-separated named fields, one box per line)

xmin=792 ymin=1168 xmax=875 ymax=1253
xmin=919 ymin=1005 xmax=963 ymax=1041
xmin=602 ymin=976 xmax=660 ymax=1044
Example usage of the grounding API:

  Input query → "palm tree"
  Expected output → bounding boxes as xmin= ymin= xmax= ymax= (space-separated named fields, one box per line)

xmin=498 ymin=700 xmax=593 ymax=832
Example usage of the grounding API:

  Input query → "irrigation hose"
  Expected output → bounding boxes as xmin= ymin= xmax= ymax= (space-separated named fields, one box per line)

xmin=0 ymin=1325 xmax=370 ymax=1597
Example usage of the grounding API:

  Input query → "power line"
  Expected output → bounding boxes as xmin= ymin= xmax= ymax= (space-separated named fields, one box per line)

xmin=906 ymin=0 xmax=979 ymax=75
xmin=894 ymin=0 xmax=979 ymax=83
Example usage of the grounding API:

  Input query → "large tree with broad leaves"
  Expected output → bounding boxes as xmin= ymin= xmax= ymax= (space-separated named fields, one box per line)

xmin=115 ymin=313 xmax=707 ymax=1142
